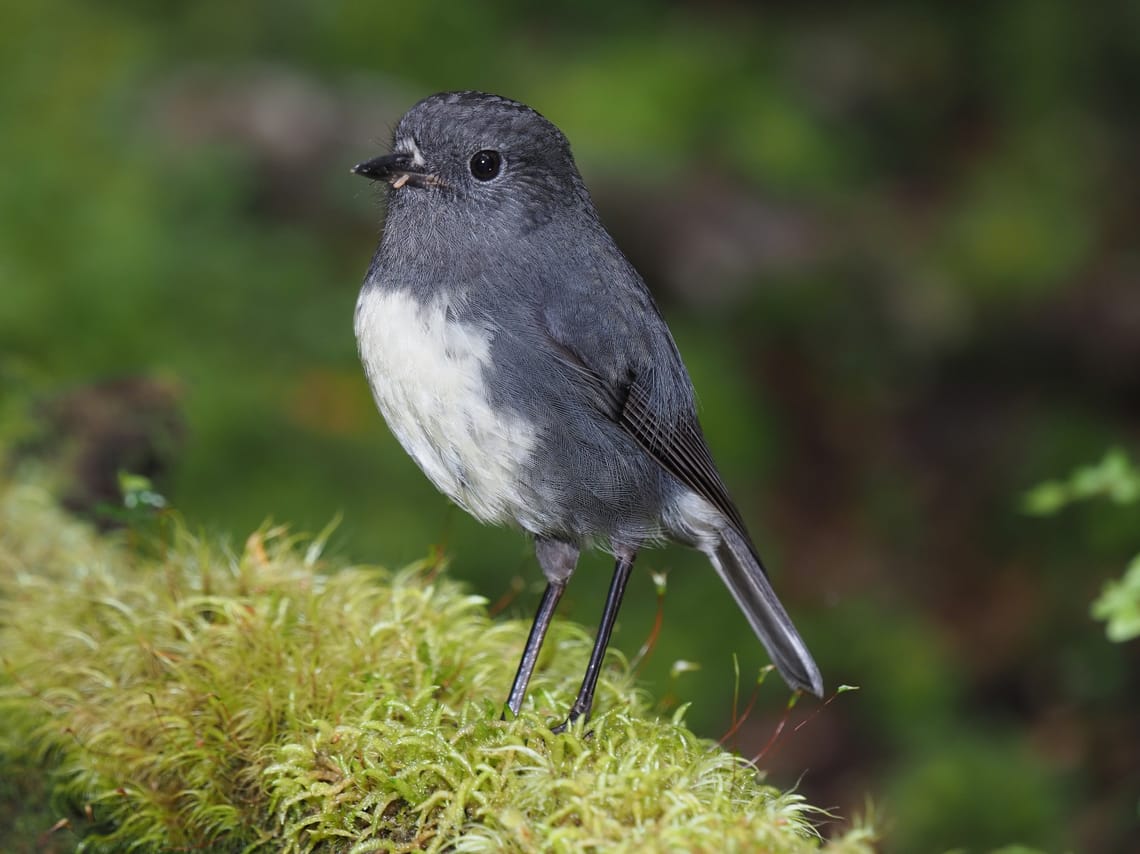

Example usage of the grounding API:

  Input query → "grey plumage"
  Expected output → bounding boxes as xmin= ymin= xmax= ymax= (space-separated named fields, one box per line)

xmin=353 ymin=90 xmax=823 ymax=726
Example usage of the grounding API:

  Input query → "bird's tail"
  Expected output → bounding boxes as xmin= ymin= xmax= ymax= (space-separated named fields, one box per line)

xmin=708 ymin=525 xmax=824 ymax=697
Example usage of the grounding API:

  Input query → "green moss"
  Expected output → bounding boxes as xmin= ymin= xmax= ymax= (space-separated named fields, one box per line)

xmin=0 ymin=475 xmax=873 ymax=852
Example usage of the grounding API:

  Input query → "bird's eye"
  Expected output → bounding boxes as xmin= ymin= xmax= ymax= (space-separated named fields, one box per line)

xmin=469 ymin=149 xmax=502 ymax=181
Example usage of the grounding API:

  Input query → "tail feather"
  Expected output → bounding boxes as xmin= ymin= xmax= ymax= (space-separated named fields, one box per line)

xmin=709 ymin=526 xmax=824 ymax=697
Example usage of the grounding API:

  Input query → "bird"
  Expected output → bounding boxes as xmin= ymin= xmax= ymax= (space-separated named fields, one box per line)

xmin=352 ymin=91 xmax=823 ymax=730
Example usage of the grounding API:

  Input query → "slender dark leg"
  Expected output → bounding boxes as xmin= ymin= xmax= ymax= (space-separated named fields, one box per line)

xmin=504 ymin=580 xmax=566 ymax=718
xmin=552 ymin=550 xmax=637 ymax=733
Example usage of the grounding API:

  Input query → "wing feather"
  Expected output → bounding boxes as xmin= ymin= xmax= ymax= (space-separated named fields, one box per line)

xmin=618 ymin=380 xmax=750 ymax=536
xmin=540 ymin=319 xmax=751 ymax=541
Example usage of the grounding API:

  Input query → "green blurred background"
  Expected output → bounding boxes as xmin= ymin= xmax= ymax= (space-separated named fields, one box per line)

xmin=2 ymin=1 xmax=1138 ymax=851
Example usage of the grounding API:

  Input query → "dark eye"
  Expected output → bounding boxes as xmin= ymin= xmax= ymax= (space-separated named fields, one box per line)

xmin=469 ymin=149 xmax=502 ymax=181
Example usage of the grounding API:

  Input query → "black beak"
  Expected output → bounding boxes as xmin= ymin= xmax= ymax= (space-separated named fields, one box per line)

xmin=351 ymin=152 xmax=415 ymax=182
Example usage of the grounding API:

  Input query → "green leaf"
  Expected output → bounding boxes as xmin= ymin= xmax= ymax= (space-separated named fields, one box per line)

xmin=1091 ymin=553 xmax=1140 ymax=643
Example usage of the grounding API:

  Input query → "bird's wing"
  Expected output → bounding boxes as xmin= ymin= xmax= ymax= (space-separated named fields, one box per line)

xmin=617 ymin=377 xmax=750 ymax=536
xmin=538 ymin=303 xmax=751 ymax=539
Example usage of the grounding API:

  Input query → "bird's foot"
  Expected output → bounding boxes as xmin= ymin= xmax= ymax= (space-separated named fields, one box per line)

xmin=550 ymin=703 xmax=591 ymax=735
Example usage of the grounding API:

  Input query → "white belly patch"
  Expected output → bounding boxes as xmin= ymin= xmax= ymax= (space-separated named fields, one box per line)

xmin=354 ymin=288 xmax=537 ymax=526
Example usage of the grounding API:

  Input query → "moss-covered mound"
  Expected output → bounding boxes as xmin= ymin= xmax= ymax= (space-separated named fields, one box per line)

xmin=0 ymin=476 xmax=874 ymax=852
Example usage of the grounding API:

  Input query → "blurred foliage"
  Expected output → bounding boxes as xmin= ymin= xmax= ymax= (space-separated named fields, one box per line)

xmin=1027 ymin=450 xmax=1140 ymax=642
xmin=886 ymin=734 xmax=1067 ymax=853
xmin=1024 ymin=449 xmax=1140 ymax=515
xmin=2 ymin=1 xmax=1139 ymax=851
xmin=1094 ymin=555 xmax=1140 ymax=643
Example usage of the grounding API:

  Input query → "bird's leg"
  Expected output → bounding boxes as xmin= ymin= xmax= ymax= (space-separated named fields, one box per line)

xmin=504 ymin=580 xmax=565 ymax=718
xmin=552 ymin=549 xmax=637 ymax=733
xmin=503 ymin=537 xmax=579 ymax=719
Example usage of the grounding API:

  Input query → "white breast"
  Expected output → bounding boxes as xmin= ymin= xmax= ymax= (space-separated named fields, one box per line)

xmin=354 ymin=288 xmax=538 ymax=526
